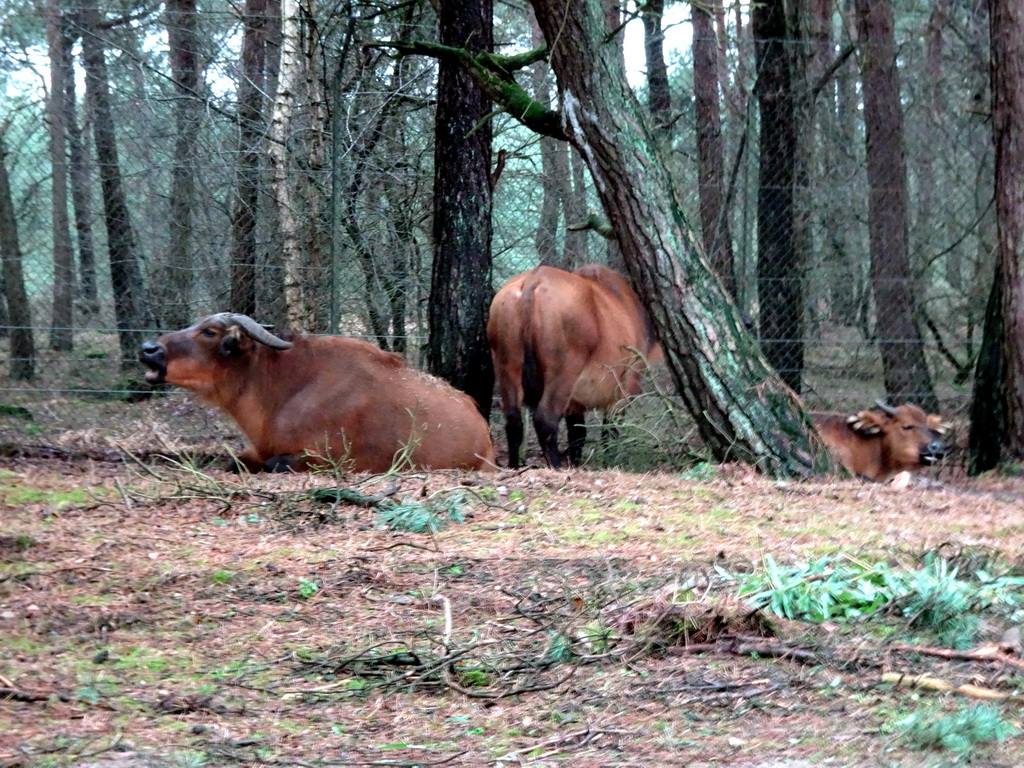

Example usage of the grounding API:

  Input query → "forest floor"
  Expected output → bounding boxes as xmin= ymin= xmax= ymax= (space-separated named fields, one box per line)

xmin=2 ymin=395 xmax=1024 ymax=767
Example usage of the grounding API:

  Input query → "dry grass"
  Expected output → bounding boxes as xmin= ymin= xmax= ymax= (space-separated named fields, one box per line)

xmin=1 ymin=395 xmax=1023 ymax=767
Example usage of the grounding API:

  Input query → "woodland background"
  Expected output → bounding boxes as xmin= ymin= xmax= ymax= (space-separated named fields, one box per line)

xmin=0 ymin=0 xmax=1001 ymax=450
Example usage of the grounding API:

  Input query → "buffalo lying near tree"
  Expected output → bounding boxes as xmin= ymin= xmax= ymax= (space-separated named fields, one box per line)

xmin=487 ymin=264 xmax=661 ymax=469
xmin=811 ymin=401 xmax=949 ymax=482
xmin=139 ymin=313 xmax=495 ymax=473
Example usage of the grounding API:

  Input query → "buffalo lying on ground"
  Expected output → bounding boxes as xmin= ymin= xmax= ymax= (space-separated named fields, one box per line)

xmin=487 ymin=264 xmax=661 ymax=468
xmin=139 ymin=313 xmax=495 ymax=473
xmin=811 ymin=401 xmax=948 ymax=482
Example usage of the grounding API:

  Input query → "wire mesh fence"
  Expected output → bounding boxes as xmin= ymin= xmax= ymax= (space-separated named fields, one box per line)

xmin=0 ymin=2 xmax=990 ymax=458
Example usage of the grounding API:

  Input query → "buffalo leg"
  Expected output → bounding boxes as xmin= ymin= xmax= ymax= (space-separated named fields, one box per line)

xmin=504 ymin=406 xmax=525 ymax=469
xmin=566 ymin=413 xmax=587 ymax=466
xmin=533 ymin=406 xmax=563 ymax=468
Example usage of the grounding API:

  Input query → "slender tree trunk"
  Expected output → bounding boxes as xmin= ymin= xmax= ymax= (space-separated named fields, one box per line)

xmin=693 ymin=1 xmax=736 ymax=298
xmin=61 ymin=20 xmax=98 ymax=315
xmin=163 ymin=0 xmax=202 ymax=329
xmin=563 ymin=147 xmax=589 ymax=267
xmin=753 ymin=0 xmax=803 ymax=392
xmin=643 ymin=0 xmax=672 ymax=136
xmin=527 ymin=0 xmax=831 ymax=477
xmin=45 ymin=0 xmax=74 ymax=351
xmin=0 ymin=137 xmax=35 ymax=380
xmin=854 ymin=0 xmax=937 ymax=411
xmin=230 ymin=0 xmax=272 ymax=317
xmin=529 ymin=10 xmax=561 ymax=266
xmin=972 ymin=0 xmax=1024 ymax=468
xmin=829 ymin=0 xmax=861 ymax=327
xmin=427 ymin=0 xmax=495 ymax=415
xmin=270 ymin=0 xmax=316 ymax=329
xmin=920 ymin=0 xmax=950 ymax=292
xmin=80 ymin=2 xmax=150 ymax=367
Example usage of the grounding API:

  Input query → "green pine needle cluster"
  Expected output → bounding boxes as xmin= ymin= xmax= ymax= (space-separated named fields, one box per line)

xmin=720 ymin=553 xmax=1024 ymax=643
xmin=895 ymin=703 xmax=1017 ymax=759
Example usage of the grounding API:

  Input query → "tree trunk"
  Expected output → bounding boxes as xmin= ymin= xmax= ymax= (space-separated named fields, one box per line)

xmin=80 ymin=2 xmax=150 ymax=367
xmin=972 ymin=0 xmax=1024 ymax=468
xmin=828 ymin=0 xmax=861 ymax=327
xmin=854 ymin=0 xmax=937 ymax=411
xmin=61 ymin=19 xmax=98 ymax=316
xmin=528 ymin=0 xmax=831 ymax=477
xmin=230 ymin=0 xmax=272 ymax=317
xmin=0 ymin=137 xmax=35 ymax=380
xmin=642 ymin=0 xmax=672 ymax=137
xmin=753 ymin=0 xmax=803 ymax=393
xmin=563 ymin=147 xmax=589 ymax=267
xmin=163 ymin=0 xmax=202 ymax=329
xmin=529 ymin=10 xmax=562 ymax=266
xmin=427 ymin=0 xmax=495 ymax=416
xmin=693 ymin=1 xmax=737 ymax=298
xmin=45 ymin=0 xmax=75 ymax=351
xmin=270 ymin=0 xmax=324 ymax=330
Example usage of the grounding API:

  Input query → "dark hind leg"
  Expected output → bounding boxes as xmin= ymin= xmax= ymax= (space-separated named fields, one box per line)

xmin=567 ymin=413 xmax=587 ymax=466
xmin=504 ymin=406 xmax=525 ymax=469
xmin=533 ymin=405 xmax=563 ymax=469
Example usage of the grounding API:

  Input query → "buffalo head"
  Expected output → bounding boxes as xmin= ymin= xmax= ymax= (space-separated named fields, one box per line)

xmin=139 ymin=313 xmax=293 ymax=387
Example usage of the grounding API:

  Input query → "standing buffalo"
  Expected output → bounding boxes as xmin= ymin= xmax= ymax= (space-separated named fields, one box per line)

xmin=811 ymin=401 xmax=948 ymax=482
xmin=139 ymin=313 xmax=495 ymax=473
xmin=487 ymin=265 xmax=661 ymax=468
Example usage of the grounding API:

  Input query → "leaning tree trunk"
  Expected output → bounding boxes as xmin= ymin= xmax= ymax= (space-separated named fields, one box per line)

xmin=0 ymin=137 xmax=35 ymax=380
xmin=528 ymin=0 xmax=831 ymax=477
xmin=230 ymin=0 xmax=272 ymax=317
xmin=854 ymin=0 xmax=938 ymax=411
xmin=80 ymin=2 xmax=150 ymax=368
xmin=971 ymin=0 xmax=1024 ymax=469
xmin=45 ymin=0 xmax=75 ymax=352
xmin=163 ymin=0 xmax=202 ymax=329
xmin=693 ymin=1 xmax=737 ymax=299
xmin=753 ymin=0 xmax=803 ymax=393
xmin=426 ymin=0 xmax=495 ymax=416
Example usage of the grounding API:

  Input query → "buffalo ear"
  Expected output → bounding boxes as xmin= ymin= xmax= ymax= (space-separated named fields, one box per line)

xmin=847 ymin=410 xmax=884 ymax=437
xmin=219 ymin=327 xmax=250 ymax=357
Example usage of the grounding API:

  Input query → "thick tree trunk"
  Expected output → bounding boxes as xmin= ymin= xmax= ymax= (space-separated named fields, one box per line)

xmin=753 ymin=0 xmax=803 ymax=393
xmin=61 ymin=21 xmax=98 ymax=315
xmin=426 ymin=0 xmax=495 ymax=416
xmin=45 ymin=0 xmax=75 ymax=351
xmin=0 ymin=138 xmax=35 ymax=380
xmin=854 ymin=0 xmax=938 ymax=411
xmin=163 ymin=0 xmax=202 ymax=329
xmin=529 ymin=0 xmax=831 ymax=477
xmin=972 ymin=0 xmax=1024 ymax=468
xmin=692 ymin=1 xmax=737 ymax=298
xmin=230 ymin=0 xmax=272 ymax=317
xmin=80 ymin=2 xmax=150 ymax=367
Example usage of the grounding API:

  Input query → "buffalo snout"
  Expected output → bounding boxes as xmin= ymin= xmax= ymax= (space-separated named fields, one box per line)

xmin=921 ymin=439 xmax=946 ymax=464
xmin=139 ymin=340 xmax=167 ymax=383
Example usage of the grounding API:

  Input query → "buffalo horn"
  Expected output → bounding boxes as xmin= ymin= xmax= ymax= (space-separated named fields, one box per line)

xmin=874 ymin=399 xmax=897 ymax=416
xmin=209 ymin=312 xmax=294 ymax=349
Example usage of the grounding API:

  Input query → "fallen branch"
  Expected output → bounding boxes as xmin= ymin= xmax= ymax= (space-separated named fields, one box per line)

xmin=882 ymin=671 xmax=1024 ymax=702
xmin=890 ymin=643 xmax=1024 ymax=672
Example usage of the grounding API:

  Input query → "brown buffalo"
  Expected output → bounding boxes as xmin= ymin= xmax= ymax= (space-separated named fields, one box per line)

xmin=811 ymin=401 xmax=948 ymax=482
xmin=487 ymin=264 xmax=661 ymax=468
xmin=139 ymin=313 xmax=495 ymax=473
